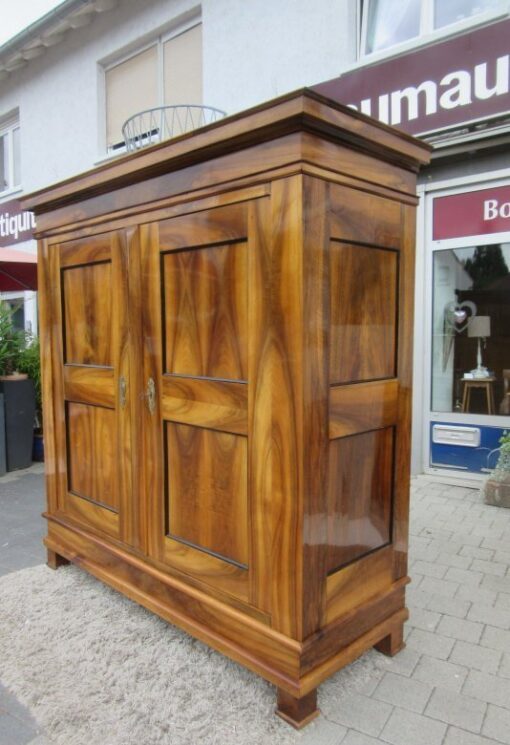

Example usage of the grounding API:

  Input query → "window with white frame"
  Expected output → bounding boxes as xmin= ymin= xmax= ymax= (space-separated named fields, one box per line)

xmin=362 ymin=0 xmax=508 ymax=55
xmin=104 ymin=22 xmax=202 ymax=152
xmin=0 ymin=115 xmax=21 ymax=194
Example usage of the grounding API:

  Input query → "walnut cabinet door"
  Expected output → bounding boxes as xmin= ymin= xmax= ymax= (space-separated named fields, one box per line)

xmin=48 ymin=230 xmax=138 ymax=546
xmin=138 ymin=202 xmax=270 ymax=611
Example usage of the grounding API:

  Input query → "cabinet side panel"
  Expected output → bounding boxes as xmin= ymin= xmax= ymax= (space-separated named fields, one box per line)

xmin=327 ymin=428 xmax=394 ymax=572
xmin=326 ymin=183 xmax=410 ymax=622
xmin=330 ymin=243 xmax=398 ymax=384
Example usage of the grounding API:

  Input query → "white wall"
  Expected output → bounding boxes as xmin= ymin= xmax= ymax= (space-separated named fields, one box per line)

xmin=0 ymin=0 xmax=358 ymax=196
xmin=202 ymin=0 xmax=357 ymax=114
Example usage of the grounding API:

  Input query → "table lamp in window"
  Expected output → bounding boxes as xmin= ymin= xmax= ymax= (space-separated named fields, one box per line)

xmin=469 ymin=316 xmax=491 ymax=379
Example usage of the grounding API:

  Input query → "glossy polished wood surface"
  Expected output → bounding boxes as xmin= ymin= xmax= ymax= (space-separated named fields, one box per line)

xmin=167 ymin=423 xmax=248 ymax=567
xmin=327 ymin=428 xmax=394 ymax=572
xmin=29 ymin=91 xmax=430 ymax=726
xmin=163 ymin=243 xmax=248 ymax=380
xmin=63 ymin=261 xmax=112 ymax=366
xmin=67 ymin=401 xmax=117 ymax=512
xmin=330 ymin=242 xmax=397 ymax=384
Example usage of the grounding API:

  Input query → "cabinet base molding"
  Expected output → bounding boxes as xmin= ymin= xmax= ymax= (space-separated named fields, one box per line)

xmin=44 ymin=516 xmax=408 ymax=706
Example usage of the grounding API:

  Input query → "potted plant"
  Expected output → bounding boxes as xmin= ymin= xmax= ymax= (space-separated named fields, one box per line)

xmin=0 ymin=301 xmax=36 ymax=471
xmin=17 ymin=335 xmax=43 ymax=460
xmin=484 ymin=431 xmax=510 ymax=508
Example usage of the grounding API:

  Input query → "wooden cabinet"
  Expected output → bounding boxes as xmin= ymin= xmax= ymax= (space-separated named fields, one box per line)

xmin=25 ymin=91 xmax=430 ymax=727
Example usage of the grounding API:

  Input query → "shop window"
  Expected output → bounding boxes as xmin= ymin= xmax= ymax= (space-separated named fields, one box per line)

xmin=0 ymin=117 xmax=21 ymax=194
xmin=104 ymin=23 xmax=202 ymax=152
xmin=432 ymin=245 xmax=510 ymax=416
xmin=363 ymin=0 xmax=507 ymax=55
xmin=365 ymin=0 xmax=421 ymax=55
xmin=435 ymin=0 xmax=506 ymax=29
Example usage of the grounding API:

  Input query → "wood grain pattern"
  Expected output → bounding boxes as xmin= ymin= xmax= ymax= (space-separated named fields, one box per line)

xmin=161 ymin=376 xmax=247 ymax=435
xmin=329 ymin=380 xmax=398 ymax=439
xmin=59 ymin=235 xmax=111 ymax=267
xmin=67 ymin=401 xmax=117 ymax=511
xmin=301 ymin=580 xmax=407 ymax=674
xmin=63 ymin=261 xmax=113 ymax=367
xmin=65 ymin=491 xmax=119 ymax=538
xmin=330 ymin=242 xmax=398 ymax=384
xmin=329 ymin=184 xmax=401 ymax=248
xmin=63 ymin=365 xmax=115 ymax=408
xmin=268 ymin=176 xmax=304 ymax=638
xmin=167 ymin=423 xmax=249 ymax=567
xmin=159 ymin=203 xmax=247 ymax=251
xmin=37 ymin=239 xmax=59 ymax=514
xmin=325 ymin=546 xmax=394 ymax=625
xmin=140 ymin=218 xmax=251 ymax=604
xmin=163 ymin=242 xmax=248 ymax=380
xmin=300 ymin=176 xmax=330 ymax=638
xmin=327 ymin=428 xmax=394 ymax=573
xmin=247 ymin=196 xmax=273 ymax=613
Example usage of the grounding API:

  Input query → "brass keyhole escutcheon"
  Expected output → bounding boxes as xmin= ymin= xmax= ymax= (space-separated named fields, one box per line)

xmin=146 ymin=377 xmax=156 ymax=415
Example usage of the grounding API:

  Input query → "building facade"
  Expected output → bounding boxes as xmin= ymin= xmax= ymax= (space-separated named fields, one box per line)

xmin=1 ymin=0 xmax=509 ymax=481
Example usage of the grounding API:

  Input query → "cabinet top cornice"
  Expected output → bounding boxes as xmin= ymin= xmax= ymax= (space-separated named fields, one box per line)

xmin=22 ymin=89 xmax=431 ymax=216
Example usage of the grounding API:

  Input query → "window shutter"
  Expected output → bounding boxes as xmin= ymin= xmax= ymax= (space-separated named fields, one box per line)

xmin=163 ymin=24 xmax=203 ymax=108
xmin=105 ymin=45 xmax=158 ymax=148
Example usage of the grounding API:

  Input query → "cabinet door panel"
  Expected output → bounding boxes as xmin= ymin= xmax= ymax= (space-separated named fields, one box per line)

xmin=63 ymin=261 xmax=112 ymax=366
xmin=140 ymin=204 xmax=254 ymax=606
xmin=67 ymin=401 xmax=117 ymax=511
xmin=167 ymin=423 xmax=249 ymax=567
xmin=50 ymin=231 xmax=135 ymax=544
xmin=163 ymin=243 xmax=248 ymax=380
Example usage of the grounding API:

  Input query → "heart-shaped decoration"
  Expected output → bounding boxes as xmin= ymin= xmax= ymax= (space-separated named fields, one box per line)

xmin=444 ymin=301 xmax=477 ymax=333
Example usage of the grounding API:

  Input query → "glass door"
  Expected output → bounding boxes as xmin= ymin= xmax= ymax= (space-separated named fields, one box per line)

xmin=428 ymin=239 xmax=510 ymax=475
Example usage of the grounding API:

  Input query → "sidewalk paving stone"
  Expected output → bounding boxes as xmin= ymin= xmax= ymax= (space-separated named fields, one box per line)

xmin=436 ymin=615 xmax=484 ymax=644
xmin=412 ymin=655 xmax=468 ymax=692
xmin=372 ymin=672 xmax=433 ymax=714
xmin=444 ymin=728 xmax=506 ymax=745
xmin=449 ymin=640 xmax=502 ymax=674
xmin=482 ymin=704 xmax=510 ymax=744
xmin=380 ymin=707 xmax=447 ymax=745
xmin=424 ymin=688 xmax=486 ymax=733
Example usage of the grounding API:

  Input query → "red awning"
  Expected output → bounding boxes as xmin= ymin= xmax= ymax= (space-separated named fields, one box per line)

xmin=0 ymin=247 xmax=38 ymax=291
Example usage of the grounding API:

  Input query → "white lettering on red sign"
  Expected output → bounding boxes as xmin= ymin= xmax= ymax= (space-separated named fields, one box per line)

xmin=350 ymin=54 xmax=509 ymax=127
xmin=0 ymin=211 xmax=36 ymax=241
xmin=484 ymin=198 xmax=510 ymax=221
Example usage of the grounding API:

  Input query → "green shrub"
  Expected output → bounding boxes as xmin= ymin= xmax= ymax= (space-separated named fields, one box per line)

xmin=0 ymin=301 xmax=25 ymax=376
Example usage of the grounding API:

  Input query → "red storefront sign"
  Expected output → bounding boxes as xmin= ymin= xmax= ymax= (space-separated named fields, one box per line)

xmin=313 ymin=18 xmax=510 ymax=136
xmin=433 ymin=184 xmax=510 ymax=240
xmin=0 ymin=198 xmax=36 ymax=248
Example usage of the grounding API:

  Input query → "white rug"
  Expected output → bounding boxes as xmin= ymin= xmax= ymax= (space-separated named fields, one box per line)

xmin=0 ymin=564 xmax=385 ymax=745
